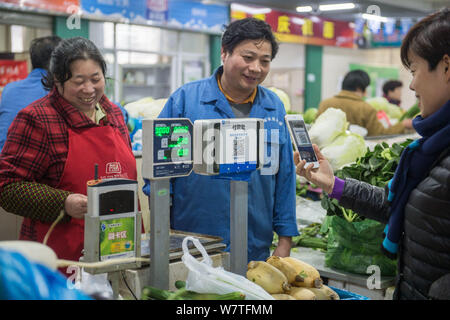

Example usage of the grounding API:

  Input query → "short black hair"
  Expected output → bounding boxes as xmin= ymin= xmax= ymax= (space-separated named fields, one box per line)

xmin=42 ymin=36 xmax=107 ymax=91
xmin=401 ymin=8 xmax=450 ymax=71
xmin=29 ymin=36 xmax=62 ymax=70
xmin=222 ymin=18 xmax=279 ymax=60
xmin=382 ymin=80 xmax=403 ymax=95
xmin=342 ymin=70 xmax=371 ymax=92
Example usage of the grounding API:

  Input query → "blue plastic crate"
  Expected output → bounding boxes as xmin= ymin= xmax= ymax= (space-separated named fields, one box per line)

xmin=329 ymin=286 xmax=370 ymax=300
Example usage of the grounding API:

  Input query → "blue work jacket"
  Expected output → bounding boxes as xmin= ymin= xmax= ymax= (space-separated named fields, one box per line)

xmin=0 ymin=68 xmax=48 ymax=151
xmin=157 ymin=67 xmax=299 ymax=261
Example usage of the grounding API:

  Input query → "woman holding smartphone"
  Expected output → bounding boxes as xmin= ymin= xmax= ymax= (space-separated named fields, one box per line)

xmin=295 ymin=9 xmax=450 ymax=300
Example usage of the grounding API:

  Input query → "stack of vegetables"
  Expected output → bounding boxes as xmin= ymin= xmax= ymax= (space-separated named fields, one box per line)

xmin=268 ymin=87 xmax=291 ymax=112
xmin=246 ymin=256 xmax=339 ymax=300
xmin=318 ymin=139 xmax=412 ymax=276
xmin=366 ymin=97 xmax=404 ymax=124
xmin=142 ymin=280 xmax=245 ymax=300
xmin=309 ymin=108 xmax=367 ymax=172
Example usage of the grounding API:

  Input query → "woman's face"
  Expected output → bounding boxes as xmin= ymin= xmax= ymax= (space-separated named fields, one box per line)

xmin=57 ymin=58 xmax=105 ymax=114
xmin=408 ymin=51 xmax=450 ymax=118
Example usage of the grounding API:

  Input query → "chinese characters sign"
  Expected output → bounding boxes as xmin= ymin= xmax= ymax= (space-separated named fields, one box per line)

xmin=231 ymin=4 xmax=355 ymax=48
xmin=0 ymin=60 xmax=28 ymax=94
xmin=99 ymin=217 xmax=136 ymax=260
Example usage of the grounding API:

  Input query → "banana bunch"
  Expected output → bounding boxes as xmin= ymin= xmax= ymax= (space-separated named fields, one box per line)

xmin=246 ymin=256 xmax=339 ymax=300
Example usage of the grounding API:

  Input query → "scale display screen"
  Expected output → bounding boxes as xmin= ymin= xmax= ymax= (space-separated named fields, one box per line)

xmin=99 ymin=190 xmax=134 ymax=216
xmin=142 ymin=118 xmax=194 ymax=179
xmin=153 ymin=122 xmax=192 ymax=163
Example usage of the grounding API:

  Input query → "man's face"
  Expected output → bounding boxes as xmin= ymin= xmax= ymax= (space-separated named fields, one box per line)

xmin=388 ymin=87 xmax=402 ymax=101
xmin=221 ymin=39 xmax=272 ymax=97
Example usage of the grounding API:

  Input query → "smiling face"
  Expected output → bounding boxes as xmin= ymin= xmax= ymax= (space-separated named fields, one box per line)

xmin=408 ymin=51 xmax=450 ymax=118
xmin=56 ymin=58 xmax=105 ymax=115
xmin=220 ymin=39 xmax=272 ymax=101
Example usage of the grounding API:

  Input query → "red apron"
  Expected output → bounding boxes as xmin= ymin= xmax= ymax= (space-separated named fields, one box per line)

xmin=20 ymin=125 xmax=137 ymax=271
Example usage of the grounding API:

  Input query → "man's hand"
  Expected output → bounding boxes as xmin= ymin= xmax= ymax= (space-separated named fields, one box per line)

xmin=64 ymin=193 xmax=88 ymax=219
xmin=272 ymin=236 xmax=292 ymax=257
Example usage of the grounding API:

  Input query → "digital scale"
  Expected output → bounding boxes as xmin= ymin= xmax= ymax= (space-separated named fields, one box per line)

xmin=142 ymin=117 xmax=264 ymax=290
xmin=83 ymin=175 xmax=142 ymax=275
xmin=82 ymin=117 xmax=265 ymax=294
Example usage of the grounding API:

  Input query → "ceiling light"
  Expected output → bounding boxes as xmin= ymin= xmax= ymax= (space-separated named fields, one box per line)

xmin=319 ymin=3 xmax=356 ymax=11
xmin=296 ymin=6 xmax=313 ymax=13
xmin=361 ymin=13 xmax=389 ymax=23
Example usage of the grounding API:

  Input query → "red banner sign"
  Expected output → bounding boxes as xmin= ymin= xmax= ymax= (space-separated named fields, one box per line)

xmin=0 ymin=60 xmax=28 ymax=87
xmin=0 ymin=0 xmax=79 ymax=13
xmin=231 ymin=4 xmax=355 ymax=48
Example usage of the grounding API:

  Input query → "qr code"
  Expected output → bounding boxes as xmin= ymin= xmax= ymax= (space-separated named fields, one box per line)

xmin=233 ymin=137 xmax=245 ymax=160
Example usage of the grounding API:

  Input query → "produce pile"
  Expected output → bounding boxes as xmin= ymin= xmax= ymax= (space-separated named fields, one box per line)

xmin=268 ymin=87 xmax=291 ymax=112
xmin=366 ymin=97 xmax=404 ymax=122
xmin=292 ymin=223 xmax=328 ymax=251
xmin=246 ymin=256 xmax=339 ymax=300
xmin=309 ymin=108 xmax=367 ymax=172
xmin=142 ymin=280 xmax=245 ymax=300
xmin=321 ymin=138 xmax=413 ymax=222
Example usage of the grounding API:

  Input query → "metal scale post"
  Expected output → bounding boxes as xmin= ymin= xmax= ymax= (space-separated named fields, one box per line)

xmin=193 ymin=118 xmax=263 ymax=276
xmin=229 ymin=180 xmax=248 ymax=276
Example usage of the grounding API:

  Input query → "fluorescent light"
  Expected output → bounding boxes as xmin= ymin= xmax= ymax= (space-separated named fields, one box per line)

xmin=291 ymin=17 xmax=305 ymax=25
xmin=319 ymin=3 xmax=355 ymax=11
xmin=231 ymin=4 xmax=272 ymax=15
xmin=361 ymin=13 xmax=388 ymax=23
xmin=296 ymin=6 xmax=313 ymax=13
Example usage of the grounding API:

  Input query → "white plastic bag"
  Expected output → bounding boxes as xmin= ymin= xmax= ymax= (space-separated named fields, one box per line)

xmin=181 ymin=236 xmax=274 ymax=300
xmin=78 ymin=269 xmax=114 ymax=300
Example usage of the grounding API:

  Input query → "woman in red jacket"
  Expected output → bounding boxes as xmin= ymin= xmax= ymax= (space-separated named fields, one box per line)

xmin=0 ymin=37 xmax=136 ymax=275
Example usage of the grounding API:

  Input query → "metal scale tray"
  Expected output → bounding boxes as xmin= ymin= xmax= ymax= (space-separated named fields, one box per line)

xmin=140 ymin=229 xmax=226 ymax=264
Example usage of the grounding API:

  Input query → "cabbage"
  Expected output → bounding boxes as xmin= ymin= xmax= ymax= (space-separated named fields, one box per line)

xmin=124 ymin=97 xmax=167 ymax=119
xmin=309 ymin=108 xmax=348 ymax=148
xmin=321 ymin=132 xmax=367 ymax=171
xmin=268 ymin=87 xmax=291 ymax=112
xmin=303 ymin=108 xmax=318 ymax=124
xmin=366 ymin=97 xmax=404 ymax=120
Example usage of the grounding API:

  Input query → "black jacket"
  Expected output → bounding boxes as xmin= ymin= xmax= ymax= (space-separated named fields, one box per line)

xmin=338 ymin=148 xmax=450 ymax=300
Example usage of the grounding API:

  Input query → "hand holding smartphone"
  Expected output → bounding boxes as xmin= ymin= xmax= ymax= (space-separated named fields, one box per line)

xmin=285 ymin=114 xmax=319 ymax=169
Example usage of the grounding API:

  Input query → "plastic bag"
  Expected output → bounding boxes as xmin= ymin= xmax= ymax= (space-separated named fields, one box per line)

xmin=0 ymin=248 xmax=92 ymax=300
xmin=77 ymin=269 xmax=114 ymax=300
xmin=181 ymin=236 xmax=274 ymax=300
xmin=324 ymin=216 xmax=397 ymax=276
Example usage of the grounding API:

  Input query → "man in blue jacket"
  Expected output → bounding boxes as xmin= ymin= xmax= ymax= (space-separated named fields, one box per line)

xmin=150 ymin=18 xmax=299 ymax=261
xmin=0 ymin=36 xmax=61 ymax=151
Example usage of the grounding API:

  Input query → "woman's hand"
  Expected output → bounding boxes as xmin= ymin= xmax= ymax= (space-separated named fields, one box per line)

xmin=294 ymin=144 xmax=335 ymax=194
xmin=64 ymin=193 xmax=88 ymax=219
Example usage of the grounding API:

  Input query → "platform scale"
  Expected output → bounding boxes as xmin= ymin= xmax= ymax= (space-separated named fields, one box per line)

xmin=141 ymin=118 xmax=264 ymax=290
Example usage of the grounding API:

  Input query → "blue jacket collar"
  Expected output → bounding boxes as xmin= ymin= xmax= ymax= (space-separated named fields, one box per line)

xmin=200 ymin=66 xmax=276 ymax=113
xmin=29 ymin=68 xmax=47 ymax=79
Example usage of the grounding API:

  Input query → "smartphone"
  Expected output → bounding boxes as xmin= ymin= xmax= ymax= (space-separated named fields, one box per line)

xmin=285 ymin=114 xmax=319 ymax=169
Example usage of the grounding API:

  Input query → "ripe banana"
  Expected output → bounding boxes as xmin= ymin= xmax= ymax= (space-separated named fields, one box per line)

xmin=281 ymin=257 xmax=323 ymax=288
xmin=246 ymin=261 xmax=291 ymax=294
xmin=289 ymin=287 xmax=316 ymax=300
xmin=266 ymin=255 xmax=304 ymax=284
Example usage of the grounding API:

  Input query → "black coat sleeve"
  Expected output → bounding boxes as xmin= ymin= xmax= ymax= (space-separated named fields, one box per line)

xmin=338 ymin=178 xmax=391 ymax=224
